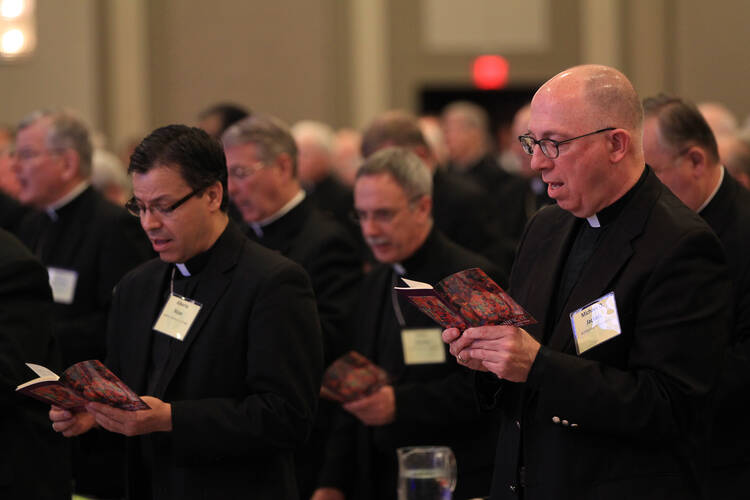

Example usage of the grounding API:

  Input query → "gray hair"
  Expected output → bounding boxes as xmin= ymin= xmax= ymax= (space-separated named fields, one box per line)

xmin=291 ymin=120 xmax=335 ymax=153
xmin=442 ymin=101 xmax=489 ymax=132
xmin=18 ymin=109 xmax=93 ymax=177
xmin=221 ymin=113 xmax=298 ymax=175
xmin=356 ymin=147 xmax=432 ymax=199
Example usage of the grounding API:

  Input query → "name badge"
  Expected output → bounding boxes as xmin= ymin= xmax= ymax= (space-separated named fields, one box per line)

xmin=47 ymin=267 xmax=78 ymax=304
xmin=569 ymin=291 xmax=621 ymax=355
xmin=401 ymin=328 xmax=446 ymax=365
xmin=153 ymin=293 xmax=202 ymax=341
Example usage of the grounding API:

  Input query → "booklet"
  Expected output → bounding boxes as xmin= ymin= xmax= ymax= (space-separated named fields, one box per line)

xmin=15 ymin=359 xmax=150 ymax=411
xmin=320 ymin=351 xmax=389 ymax=403
xmin=394 ymin=267 xmax=537 ymax=330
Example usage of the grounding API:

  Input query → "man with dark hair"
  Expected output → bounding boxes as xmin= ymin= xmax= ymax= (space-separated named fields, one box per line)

xmin=1 ymin=228 xmax=70 ymax=499
xmin=314 ymin=147 xmax=504 ymax=500
xmin=13 ymin=109 xmax=152 ymax=498
xmin=361 ymin=111 xmax=513 ymax=265
xmin=50 ymin=125 xmax=324 ymax=499
xmin=223 ymin=115 xmax=362 ymax=498
xmin=197 ymin=102 xmax=250 ymax=139
xmin=643 ymin=94 xmax=750 ymax=499
xmin=445 ymin=65 xmax=731 ymax=499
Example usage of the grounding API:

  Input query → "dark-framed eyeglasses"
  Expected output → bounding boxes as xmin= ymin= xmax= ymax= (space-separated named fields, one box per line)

xmin=125 ymin=187 xmax=204 ymax=218
xmin=518 ymin=127 xmax=615 ymax=159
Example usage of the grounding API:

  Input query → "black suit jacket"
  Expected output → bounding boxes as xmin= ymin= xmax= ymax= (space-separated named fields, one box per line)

xmin=0 ymin=229 xmax=70 ymax=499
xmin=320 ymin=229 xmax=507 ymax=500
xmin=0 ymin=190 xmax=34 ymax=236
xmin=107 ymin=221 xmax=323 ymax=499
xmin=701 ymin=172 xmax=750 ymax=479
xmin=245 ymin=196 xmax=362 ymax=363
xmin=17 ymin=186 xmax=152 ymax=366
xmin=479 ymin=167 xmax=731 ymax=500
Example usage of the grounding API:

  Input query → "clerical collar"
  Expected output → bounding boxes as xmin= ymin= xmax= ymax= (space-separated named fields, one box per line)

xmin=249 ymin=190 xmax=306 ymax=238
xmin=46 ymin=181 xmax=90 ymax=221
xmin=697 ymin=166 xmax=724 ymax=214
xmin=174 ymin=223 xmax=228 ymax=277
xmin=392 ymin=225 xmax=435 ymax=276
xmin=585 ymin=166 xmax=648 ymax=228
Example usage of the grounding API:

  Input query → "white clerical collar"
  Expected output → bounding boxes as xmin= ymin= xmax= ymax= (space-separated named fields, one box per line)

xmin=248 ymin=190 xmax=306 ymax=238
xmin=175 ymin=263 xmax=191 ymax=277
xmin=697 ymin=166 xmax=724 ymax=214
xmin=46 ymin=181 xmax=90 ymax=221
xmin=586 ymin=214 xmax=601 ymax=228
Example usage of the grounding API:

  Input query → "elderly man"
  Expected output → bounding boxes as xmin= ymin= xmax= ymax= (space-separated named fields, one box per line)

xmin=444 ymin=65 xmax=731 ymax=500
xmin=442 ymin=101 xmax=528 ymax=245
xmin=50 ymin=125 xmax=323 ymax=499
xmin=360 ymin=110 xmax=512 ymax=269
xmin=13 ymin=109 xmax=152 ymax=498
xmin=314 ymin=147 xmax=505 ymax=500
xmin=643 ymin=94 xmax=750 ymax=499
xmin=222 ymin=115 xmax=361 ymax=499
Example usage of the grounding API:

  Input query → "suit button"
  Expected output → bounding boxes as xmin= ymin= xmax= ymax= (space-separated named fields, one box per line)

xmin=509 ymin=484 xmax=517 ymax=493
xmin=562 ymin=419 xmax=569 ymax=426
xmin=552 ymin=416 xmax=561 ymax=424
xmin=515 ymin=419 xmax=521 ymax=429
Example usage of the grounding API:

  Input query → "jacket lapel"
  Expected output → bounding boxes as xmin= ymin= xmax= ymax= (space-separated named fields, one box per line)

xmin=547 ymin=171 xmax=660 ymax=353
xmin=152 ymin=223 xmax=243 ymax=397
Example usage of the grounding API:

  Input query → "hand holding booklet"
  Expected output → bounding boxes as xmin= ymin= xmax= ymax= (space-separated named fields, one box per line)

xmin=320 ymin=351 xmax=389 ymax=403
xmin=15 ymin=359 xmax=150 ymax=411
xmin=394 ymin=267 xmax=537 ymax=330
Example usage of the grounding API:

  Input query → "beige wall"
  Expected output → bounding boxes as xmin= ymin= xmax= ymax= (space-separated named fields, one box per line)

xmin=2 ymin=0 xmax=750 ymax=149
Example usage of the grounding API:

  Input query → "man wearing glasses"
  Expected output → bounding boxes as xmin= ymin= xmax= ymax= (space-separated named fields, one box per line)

xmin=50 ymin=125 xmax=324 ymax=499
xmin=444 ymin=65 xmax=731 ymax=499
xmin=314 ymin=147 xmax=505 ymax=500
xmin=13 ymin=109 xmax=151 ymax=498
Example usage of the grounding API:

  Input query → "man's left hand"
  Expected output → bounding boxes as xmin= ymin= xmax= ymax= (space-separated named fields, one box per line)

xmin=86 ymin=395 xmax=172 ymax=436
xmin=343 ymin=385 xmax=395 ymax=426
xmin=459 ymin=326 xmax=541 ymax=382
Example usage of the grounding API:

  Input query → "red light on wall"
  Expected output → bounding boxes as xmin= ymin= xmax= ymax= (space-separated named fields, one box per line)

xmin=472 ymin=55 xmax=509 ymax=90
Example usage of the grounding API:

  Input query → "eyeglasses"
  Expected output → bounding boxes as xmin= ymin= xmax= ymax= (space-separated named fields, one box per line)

xmin=227 ymin=162 xmax=267 ymax=180
xmin=14 ymin=148 xmax=63 ymax=162
xmin=125 ymin=187 xmax=204 ymax=218
xmin=518 ymin=127 xmax=615 ymax=159
xmin=350 ymin=196 xmax=424 ymax=225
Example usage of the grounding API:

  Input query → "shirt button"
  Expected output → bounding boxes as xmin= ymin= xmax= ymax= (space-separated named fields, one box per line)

xmin=552 ymin=416 xmax=561 ymax=424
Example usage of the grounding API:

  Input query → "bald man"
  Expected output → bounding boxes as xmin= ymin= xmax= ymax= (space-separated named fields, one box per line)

xmin=444 ymin=65 xmax=731 ymax=499
xmin=643 ymin=94 xmax=750 ymax=499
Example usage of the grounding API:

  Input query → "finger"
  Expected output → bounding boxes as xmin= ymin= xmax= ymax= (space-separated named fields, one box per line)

xmin=92 ymin=410 xmax=124 ymax=434
xmin=442 ymin=328 xmax=461 ymax=343
xmin=49 ymin=408 xmax=73 ymax=421
xmin=464 ymin=325 xmax=516 ymax=341
xmin=87 ymin=402 xmax=127 ymax=423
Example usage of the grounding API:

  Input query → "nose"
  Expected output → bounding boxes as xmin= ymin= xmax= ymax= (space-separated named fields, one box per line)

xmin=530 ymin=146 xmax=552 ymax=172
xmin=139 ymin=208 xmax=162 ymax=232
xmin=359 ymin=216 xmax=380 ymax=239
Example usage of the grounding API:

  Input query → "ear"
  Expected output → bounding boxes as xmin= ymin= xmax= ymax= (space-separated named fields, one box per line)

xmin=59 ymin=149 xmax=81 ymax=181
xmin=685 ymin=147 xmax=708 ymax=178
xmin=204 ymin=181 xmax=224 ymax=211
xmin=415 ymin=194 xmax=432 ymax=219
xmin=275 ymin=153 xmax=295 ymax=180
xmin=607 ymin=129 xmax=630 ymax=163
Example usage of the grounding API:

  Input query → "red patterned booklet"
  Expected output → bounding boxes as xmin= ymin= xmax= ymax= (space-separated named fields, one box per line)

xmin=394 ymin=267 xmax=537 ymax=330
xmin=320 ymin=351 xmax=389 ymax=403
xmin=15 ymin=359 xmax=149 ymax=411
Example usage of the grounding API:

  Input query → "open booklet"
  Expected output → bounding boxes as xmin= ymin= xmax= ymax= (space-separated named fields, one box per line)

xmin=320 ymin=351 xmax=389 ymax=403
xmin=15 ymin=359 xmax=150 ymax=411
xmin=394 ymin=267 xmax=537 ymax=330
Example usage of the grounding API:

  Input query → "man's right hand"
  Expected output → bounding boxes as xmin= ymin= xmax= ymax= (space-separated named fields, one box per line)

xmin=311 ymin=487 xmax=345 ymax=500
xmin=49 ymin=405 xmax=96 ymax=437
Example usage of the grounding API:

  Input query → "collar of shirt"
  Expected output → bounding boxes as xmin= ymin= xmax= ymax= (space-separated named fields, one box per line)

xmin=249 ymin=189 xmax=306 ymax=238
xmin=697 ymin=166 xmax=724 ymax=214
xmin=46 ymin=181 xmax=90 ymax=221
xmin=586 ymin=166 xmax=649 ymax=228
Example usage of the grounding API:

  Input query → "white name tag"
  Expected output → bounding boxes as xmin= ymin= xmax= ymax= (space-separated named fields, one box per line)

xmin=569 ymin=291 xmax=622 ymax=355
xmin=401 ymin=328 xmax=446 ymax=365
xmin=47 ymin=267 xmax=78 ymax=304
xmin=153 ymin=293 xmax=202 ymax=341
